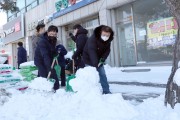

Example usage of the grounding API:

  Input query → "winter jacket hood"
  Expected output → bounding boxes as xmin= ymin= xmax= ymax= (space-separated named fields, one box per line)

xmin=76 ymin=28 xmax=88 ymax=36
xmin=94 ymin=25 xmax=114 ymax=43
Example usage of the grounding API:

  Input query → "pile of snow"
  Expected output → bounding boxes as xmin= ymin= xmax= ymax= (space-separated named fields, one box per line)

xmin=65 ymin=51 xmax=73 ymax=59
xmin=70 ymin=67 xmax=101 ymax=94
xmin=131 ymin=96 xmax=180 ymax=120
xmin=28 ymin=77 xmax=54 ymax=91
xmin=20 ymin=61 xmax=35 ymax=68
xmin=1 ymin=66 xmax=180 ymax=120
xmin=0 ymin=67 xmax=138 ymax=120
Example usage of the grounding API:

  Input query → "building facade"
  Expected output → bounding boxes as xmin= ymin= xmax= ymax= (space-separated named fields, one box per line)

xmin=5 ymin=0 xmax=176 ymax=67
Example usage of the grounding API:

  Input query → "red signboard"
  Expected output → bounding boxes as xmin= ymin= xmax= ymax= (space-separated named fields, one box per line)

xmin=15 ymin=22 xmax=21 ymax=32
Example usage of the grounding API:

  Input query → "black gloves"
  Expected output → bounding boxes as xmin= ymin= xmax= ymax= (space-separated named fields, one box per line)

xmin=69 ymin=33 xmax=74 ymax=37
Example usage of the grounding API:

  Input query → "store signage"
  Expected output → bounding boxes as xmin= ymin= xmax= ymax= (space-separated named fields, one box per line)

xmin=4 ymin=27 xmax=15 ymax=36
xmin=3 ymin=15 xmax=24 ymax=44
xmin=15 ymin=22 xmax=21 ymax=32
xmin=28 ymin=20 xmax=44 ymax=31
xmin=147 ymin=17 xmax=178 ymax=49
xmin=53 ymin=0 xmax=97 ymax=19
xmin=4 ymin=22 xmax=21 ymax=37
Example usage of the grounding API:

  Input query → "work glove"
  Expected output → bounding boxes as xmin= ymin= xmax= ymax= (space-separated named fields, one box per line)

xmin=98 ymin=58 xmax=105 ymax=67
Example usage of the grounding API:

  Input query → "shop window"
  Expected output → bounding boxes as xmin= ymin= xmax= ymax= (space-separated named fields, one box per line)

xmin=133 ymin=0 xmax=175 ymax=62
xmin=66 ymin=18 xmax=99 ymax=51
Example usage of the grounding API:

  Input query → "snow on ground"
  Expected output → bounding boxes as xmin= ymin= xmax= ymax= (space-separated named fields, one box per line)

xmin=131 ymin=96 xmax=180 ymax=120
xmin=0 ymin=66 xmax=180 ymax=120
xmin=105 ymin=65 xmax=171 ymax=84
xmin=20 ymin=61 xmax=35 ymax=67
xmin=0 ymin=67 xmax=138 ymax=120
xmin=28 ymin=77 xmax=54 ymax=91
xmin=110 ymin=84 xmax=165 ymax=95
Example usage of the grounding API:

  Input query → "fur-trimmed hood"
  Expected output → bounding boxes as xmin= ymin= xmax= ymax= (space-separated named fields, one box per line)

xmin=94 ymin=25 xmax=114 ymax=43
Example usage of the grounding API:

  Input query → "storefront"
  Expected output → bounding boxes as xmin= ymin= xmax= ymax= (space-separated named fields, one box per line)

xmin=23 ymin=0 xmax=174 ymax=67
xmin=3 ymin=15 xmax=25 ymax=67
xmin=113 ymin=0 xmax=176 ymax=66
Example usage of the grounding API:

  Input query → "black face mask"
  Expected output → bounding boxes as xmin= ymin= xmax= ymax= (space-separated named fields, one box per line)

xmin=48 ymin=36 xmax=57 ymax=46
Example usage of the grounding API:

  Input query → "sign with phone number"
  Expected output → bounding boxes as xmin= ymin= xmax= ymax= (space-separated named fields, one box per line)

xmin=147 ymin=17 xmax=178 ymax=49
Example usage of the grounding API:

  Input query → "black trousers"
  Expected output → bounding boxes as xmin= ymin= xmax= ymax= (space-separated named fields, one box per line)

xmin=74 ymin=57 xmax=85 ymax=71
xmin=60 ymin=65 xmax=66 ymax=86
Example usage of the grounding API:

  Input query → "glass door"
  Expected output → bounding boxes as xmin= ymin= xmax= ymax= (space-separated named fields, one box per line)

xmin=116 ymin=5 xmax=136 ymax=66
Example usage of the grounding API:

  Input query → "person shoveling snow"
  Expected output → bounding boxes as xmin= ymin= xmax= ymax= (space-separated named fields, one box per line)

xmin=34 ymin=25 xmax=61 ymax=92
xmin=83 ymin=25 xmax=114 ymax=94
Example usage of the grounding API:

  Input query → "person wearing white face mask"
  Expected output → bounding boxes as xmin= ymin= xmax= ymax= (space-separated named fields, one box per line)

xmin=101 ymin=35 xmax=109 ymax=41
xmin=83 ymin=25 xmax=114 ymax=94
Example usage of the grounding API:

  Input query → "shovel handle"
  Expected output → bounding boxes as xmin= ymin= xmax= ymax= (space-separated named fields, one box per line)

xmin=47 ymin=58 xmax=57 ymax=80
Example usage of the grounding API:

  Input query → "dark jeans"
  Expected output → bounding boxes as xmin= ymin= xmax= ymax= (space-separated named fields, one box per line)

xmin=85 ymin=65 xmax=110 ymax=93
xmin=97 ymin=65 xmax=110 ymax=93
xmin=37 ymin=64 xmax=59 ymax=90
xmin=60 ymin=65 xmax=66 ymax=86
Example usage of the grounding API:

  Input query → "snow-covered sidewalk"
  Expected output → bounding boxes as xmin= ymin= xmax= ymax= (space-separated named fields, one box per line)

xmin=0 ymin=66 xmax=180 ymax=120
xmin=105 ymin=65 xmax=171 ymax=84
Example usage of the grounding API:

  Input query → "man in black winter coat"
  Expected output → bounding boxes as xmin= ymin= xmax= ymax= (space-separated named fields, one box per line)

xmin=56 ymin=44 xmax=67 ymax=87
xmin=69 ymin=24 xmax=88 ymax=71
xmin=34 ymin=25 xmax=59 ymax=91
xmin=83 ymin=25 xmax=114 ymax=94
xmin=17 ymin=42 xmax=27 ymax=69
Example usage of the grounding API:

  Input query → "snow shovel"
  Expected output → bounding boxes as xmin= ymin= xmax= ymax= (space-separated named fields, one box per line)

xmin=47 ymin=55 xmax=61 ymax=82
xmin=66 ymin=59 xmax=75 ymax=92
